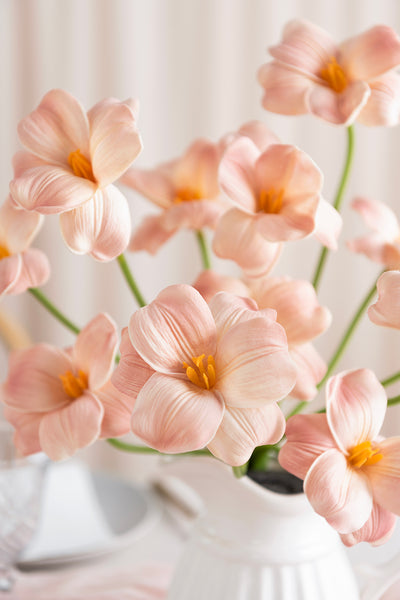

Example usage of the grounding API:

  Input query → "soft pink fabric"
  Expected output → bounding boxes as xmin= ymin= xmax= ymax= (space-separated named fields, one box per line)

xmin=2 ymin=314 xmax=130 ymax=460
xmin=10 ymin=89 xmax=141 ymax=261
xmin=368 ymin=270 xmax=400 ymax=329
xmin=124 ymin=138 xmax=227 ymax=254
xmin=348 ymin=197 xmax=400 ymax=267
xmin=113 ymin=284 xmax=296 ymax=465
xmin=280 ymin=368 xmax=400 ymax=543
xmin=258 ymin=19 xmax=400 ymax=126
xmin=9 ymin=563 xmax=172 ymax=599
xmin=0 ymin=197 xmax=49 ymax=296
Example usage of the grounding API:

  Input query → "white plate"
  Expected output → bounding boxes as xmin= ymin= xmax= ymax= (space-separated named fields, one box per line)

xmin=17 ymin=461 xmax=160 ymax=569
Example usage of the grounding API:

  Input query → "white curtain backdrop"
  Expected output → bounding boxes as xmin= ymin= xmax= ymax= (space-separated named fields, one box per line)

xmin=1 ymin=0 xmax=400 ymax=472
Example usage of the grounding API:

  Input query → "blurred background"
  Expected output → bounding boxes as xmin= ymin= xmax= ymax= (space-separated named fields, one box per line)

xmin=1 ymin=0 xmax=400 ymax=475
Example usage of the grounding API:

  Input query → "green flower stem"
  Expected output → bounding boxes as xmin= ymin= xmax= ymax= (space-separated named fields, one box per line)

xmin=287 ymin=272 xmax=380 ymax=420
xmin=117 ymin=254 xmax=147 ymax=307
xmin=28 ymin=288 xmax=80 ymax=335
xmin=388 ymin=394 xmax=400 ymax=407
xmin=312 ymin=125 xmax=355 ymax=291
xmin=381 ymin=372 xmax=400 ymax=388
xmin=196 ymin=230 xmax=212 ymax=270
xmin=107 ymin=437 xmax=212 ymax=457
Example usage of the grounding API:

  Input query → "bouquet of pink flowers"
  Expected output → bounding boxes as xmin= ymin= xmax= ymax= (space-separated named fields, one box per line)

xmin=2 ymin=18 xmax=400 ymax=550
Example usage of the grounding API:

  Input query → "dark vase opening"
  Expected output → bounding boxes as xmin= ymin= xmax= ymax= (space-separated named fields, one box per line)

xmin=247 ymin=470 xmax=304 ymax=495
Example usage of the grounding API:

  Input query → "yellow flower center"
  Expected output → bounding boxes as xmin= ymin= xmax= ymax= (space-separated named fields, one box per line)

xmin=0 ymin=244 xmax=10 ymax=260
xmin=60 ymin=369 xmax=89 ymax=399
xmin=347 ymin=441 xmax=383 ymax=469
xmin=258 ymin=188 xmax=284 ymax=214
xmin=320 ymin=57 xmax=347 ymax=93
xmin=173 ymin=187 xmax=203 ymax=204
xmin=183 ymin=354 xmax=216 ymax=390
xmin=68 ymin=149 xmax=96 ymax=182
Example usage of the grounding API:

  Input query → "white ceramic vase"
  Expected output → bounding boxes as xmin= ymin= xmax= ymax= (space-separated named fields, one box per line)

xmin=162 ymin=457 xmax=398 ymax=600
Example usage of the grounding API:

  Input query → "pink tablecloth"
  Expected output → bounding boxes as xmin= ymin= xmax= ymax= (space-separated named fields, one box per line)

xmin=10 ymin=563 xmax=172 ymax=600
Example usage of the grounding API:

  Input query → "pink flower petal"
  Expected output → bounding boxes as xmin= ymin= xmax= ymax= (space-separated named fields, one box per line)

xmin=12 ymin=150 xmax=48 ymax=177
xmin=0 ymin=254 xmax=22 ymax=296
xmin=250 ymin=276 xmax=331 ymax=345
xmin=307 ymin=80 xmax=370 ymax=125
xmin=279 ymin=413 xmax=336 ymax=480
xmin=347 ymin=233 xmax=400 ymax=267
xmin=39 ymin=392 xmax=104 ymax=460
xmin=121 ymin=167 xmax=175 ymax=209
xmin=269 ymin=19 xmax=337 ymax=76
xmin=3 ymin=345 xmax=72 ymax=412
xmin=17 ymin=89 xmax=90 ymax=164
xmin=210 ymin=291 xmax=275 ymax=341
xmin=111 ymin=328 xmax=155 ymax=399
xmin=129 ymin=284 xmax=216 ymax=374
xmin=218 ymin=137 xmax=259 ymax=212
xmin=290 ymin=343 xmax=327 ymax=401
xmin=10 ymin=165 xmax=97 ymax=214
xmin=3 ymin=406 xmax=42 ymax=456
xmin=0 ymin=197 xmax=43 ymax=252
xmin=98 ymin=379 xmax=136 ymax=439
xmin=88 ymin=98 xmax=142 ymax=187
xmin=5 ymin=249 xmax=50 ymax=295
xmin=216 ymin=317 xmax=296 ymax=408
xmin=304 ymin=448 xmax=373 ymax=534
xmin=350 ymin=196 xmax=399 ymax=238
xmin=161 ymin=200 xmax=225 ymax=232
xmin=208 ymin=403 xmax=285 ymax=466
xmin=367 ymin=437 xmax=400 ymax=516
xmin=173 ymin=138 xmax=222 ymax=199
xmin=131 ymin=373 xmax=224 ymax=453
xmin=326 ymin=369 xmax=387 ymax=453
xmin=368 ymin=270 xmax=400 ymax=329
xmin=256 ymin=198 xmax=318 ymax=242
xmin=358 ymin=72 xmax=400 ymax=127
xmin=255 ymin=144 xmax=322 ymax=200
xmin=340 ymin=25 xmax=400 ymax=81
xmin=257 ymin=62 xmax=312 ymax=116
xmin=314 ymin=198 xmax=343 ymax=250
xmin=129 ymin=214 xmax=175 ymax=255
xmin=212 ymin=209 xmax=282 ymax=278
xmin=340 ymin=502 xmax=397 ymax=547
xmin=193 ymin=270 xmax=250 ymax=304
xmin=237 ymin=120 xmax=280 ymax=151
xmin=73 ymin=313 xmax=118 ymax=391
xmin=59 ymin=185 xmax=130 ymax=261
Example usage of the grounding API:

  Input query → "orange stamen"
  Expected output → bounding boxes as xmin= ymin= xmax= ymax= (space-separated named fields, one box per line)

xmin=0 ymin=244 xmax=10 ymax=260
xmin=320 ymin=57 xmax=347 ymax=93
xmin=173 ymin=187 xmax=203 ymax=204
xmin=258 ymin=188 xmax=284 ymax=214
xmin=183 ymin=354 xmax=216 ymax=390
xmin=60 ymin=369 xmax=89 ymax=399
xmin=68 ymin=149 xmax=96 ymax=182
xmin=348 ymin=440 xmax=383 ymax=469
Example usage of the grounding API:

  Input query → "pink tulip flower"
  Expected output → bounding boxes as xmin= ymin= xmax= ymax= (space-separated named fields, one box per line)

xmin=249 ymin=277 xmax=331 ymax=400
xmin=1 ymin=314 xmax=135 ymax=460
xmin=112 ymin=284 xmax=297 ymax=466
xmin=122 ymin=138 xmax=228 ymax=255
xmin=10 ymin=90 xmax=142 ymax=261
xmin=368 ymin=270 xmax=400 ymax=329
xmin=279 ymin=369 xmax=400 ymax=545
xmin=213 ymin=135 xmax=339 ymax=277
xmin=258 ymin=19 xmax=400 ymax=126
xmin=347 ymin=197 xmax=400 ymax=267
xmin=0 ymin=197 xmax=50 ymax=296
